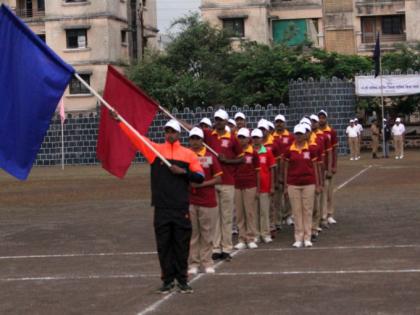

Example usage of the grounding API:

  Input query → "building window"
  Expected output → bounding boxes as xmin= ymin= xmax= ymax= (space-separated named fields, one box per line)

xmin=121 ymin=30 xmax=127 ymax=45
xmin=37 ymin=0 xmax=45 ymax=11
xmin=222 ymin=18 xmax=245 ymax=37
xmin=37 ymin=34 xmax=46 ymax=42
xmin=382 ymin=15 xmax=404 ymax=35
xmin=273 ymin=19 xmax=307 ymax=46
xmin=69 ymin=74 xmax=91 ymax=95
xmin=66 ymin=29 xmax=88 ymax=49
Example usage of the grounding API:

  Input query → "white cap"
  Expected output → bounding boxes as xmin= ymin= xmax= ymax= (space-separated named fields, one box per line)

xmin=251 ymin=128 xmax=263 ymax=138
xmin=234 ymin=112 xmax=246 ymax=120
xmin=275 ymin=114 xmax=286 ymax=122
xmin=214 ymin=109 xmax=229 ymax=120
xmin=164 ymin=119 xmax=181 ymax=133
xmin=310 ymin=114 xmax=319 ymax=122
xmin=189 ymin=127 xmax=204 ymax=138
xmin=257 ymin=119 xmax=270 ymax=130
xmin=237 ymin=128 xmax=250 ymax=138
xmin=225 ymin=126 xmax=231 ymax=133
xmin=228 ymin=118 xmax=237 ymax=126
xmin=396 ymin=117 xmax=401 ymax=122
xmin=301 ymin=123 xmax=311 ymax=132
xmin=318 ymin=110 xmax=328 ymax=117
xmin=199 ymin=117 xmax=212 ymax=127
xmin=383 ymin=119 xmax=387 ymax=122
xmin=267 ymin=121 xmax=275 ymax=130
xmin=354 ymin=118 xmax=359 ymax=121
xmin=300 ymin=117 xmax=311 ymax=126
xmin=350 ymin=119 xmax=354 ymax=123
xmin=293 ymin=124 xmax=307 ymax=134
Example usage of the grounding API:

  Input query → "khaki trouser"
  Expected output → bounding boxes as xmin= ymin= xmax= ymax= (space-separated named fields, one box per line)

xmin=393 ymin=135 xmax=404 ymax=157
xmin=235 ymin=188 xmax=257 ymax=243
xmin=348 ymin=137 xmax=358 ymax=159
xmin=312 ymin=190 xmax=322 ymax=233
xmin=214 ymin=184 xmax=234 ymax=254
xmin=372 ymin=135 xmax=379 ymax=155
xmin=288 ymin=185 xmax=315 ymax=242
xmin=273 ymin=183 xmax=292 ymax=223
xmin=189 ymin=205 xmax=217 ymax=269
xmin=256 ymin=193 xmax=271 ymax=238
xmin=322 ymin=176 xmax=335 ymax=219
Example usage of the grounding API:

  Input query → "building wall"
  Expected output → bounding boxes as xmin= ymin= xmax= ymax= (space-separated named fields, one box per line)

xmin=405 ymin=0 xmax=420 ymax=43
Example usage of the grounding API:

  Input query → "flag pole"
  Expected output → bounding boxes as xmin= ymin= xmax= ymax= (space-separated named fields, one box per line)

xmin=379 ymin=34 xmax=386 ymax=158
xmin=158 ymin=105 xmax=219 ymax=157
xmin=61 ymin=122 xmax=65 ymax=170
xmin=73 ymin=73 xmax=172 ymax=168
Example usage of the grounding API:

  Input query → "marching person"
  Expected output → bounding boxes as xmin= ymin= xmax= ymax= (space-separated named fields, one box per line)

xmin=234 ymin=128 xmax=260 ymax=250
xmin=318 ymin=110 xmax=338 ymax=226
xmin=203 ymin=109 xmax=244 ymax=261
xmin=346 ymin=120 xmax=359 ymax=161
xmin=392 ymin=118 xmax=406 ymax=159
xmin=199 ymin=118 xmax=213 ymax=131
xmin=284 ymin=124 xmax=321 ymax=248
xmin=370 ymin=118 xmax=380 ymax=159
xmin=354 ymin=118 xmax=363 ymax=159
xmin=188 ymin=127 xmax=223 ymax=275
xmin=252 ymin=128 xmax=276 ymax=243
xmin=228 ymin=119 xmax=237 ymax=135
xmin=113 ymin=112 xmax=204 ymax=294
xmin=234 ymin=112 xmax=247 ymax=130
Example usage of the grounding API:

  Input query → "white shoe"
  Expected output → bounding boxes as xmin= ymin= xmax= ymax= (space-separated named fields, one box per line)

xmin=254 ymin=237 xmax=260 ymax=243
xmin=317 ymin=227 xmax=323 ymax=232
xmin=395 ymin=156 xmax=399 ymax=159
xmin=400 ymin=155 xmax=404 ymax=159
xmin=204 ymin=267 xmax=215 ymax=274
xmin=286 ymin=216 xmax=294 ymax=226
xmin=292 ymin=241 xmax=303 ymax=248
xmin=247 ymin=242 xmax=258 ymax=249
xmin=350 ymin=157 xmax=354 ymax=161
xmin=304 ymin=240 xmax=313 ymax=247
xmin=327 ymin=216 xmax=337 ymax=224
xmin=188 ymin=267 xmax=198 ymax=275
xmin=263 ymin=236 xmax=273 ymax=244
xmin=234 ymin=242 xmax=247 ymax=250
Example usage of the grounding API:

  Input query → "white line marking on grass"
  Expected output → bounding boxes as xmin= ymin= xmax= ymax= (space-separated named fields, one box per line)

xmin=0 ymin=251 xmax=157 ymax=260
xmin=214 ymin=269 xmax=420 ymax=276
xmin=334 ymin=165 xmax=372 ymax=193
xmin=255 ymin=244 xmax=420 ymax=252
xmin=0 ymin=273 xmax=160 ymax=282
xmin=136 ymin=250 xmax=243 ymax=315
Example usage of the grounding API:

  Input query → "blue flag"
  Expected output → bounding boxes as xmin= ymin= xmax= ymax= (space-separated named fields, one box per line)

xmin=0 ymin=4 xmax=75 ymax=180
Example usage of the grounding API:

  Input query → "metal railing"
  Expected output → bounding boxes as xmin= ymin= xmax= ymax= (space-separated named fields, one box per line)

xmin=14 ymin=8 xmax=45 ymax=19
xmin=362 ymin=32 xmax=406 ymax=43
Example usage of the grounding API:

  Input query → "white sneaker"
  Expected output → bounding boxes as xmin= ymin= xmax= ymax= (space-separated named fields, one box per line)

xmin=292 ymin=241 xmax=303 ymax=248
xmin=350 ymin=157 xmax=354 ymax=161
xmin=395 ymin=156 xmax=399 ymax=159
xmin=234 ymin=242 xmax=247 ymax=250
xmin=400 ymin=155 xmax=404 ymax=159
xmin=263 ymin=236 xmax=273 ymax=244
xmin=304 ymin=240 xmax=313 ymax=247
xmin=327 ymin=216 xmax=337 ymax=224
xmin=317 ymin=227 xmax=323 ymax=232
xmin=188 ymin=267 xmax=198 ymax=275
xmin=357 ymin=156 xmax=361 ymax=160
xmin=204 ymin=267 xmax=215 ymax=274
xmin=286 ymin=216 xmax=294 ymax=226
xmin=247 ymin=242 xmax=258 ymax=249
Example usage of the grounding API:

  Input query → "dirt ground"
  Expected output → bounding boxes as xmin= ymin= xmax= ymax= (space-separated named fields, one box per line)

xmin=1 ymin=151 xmax=420 ymax=315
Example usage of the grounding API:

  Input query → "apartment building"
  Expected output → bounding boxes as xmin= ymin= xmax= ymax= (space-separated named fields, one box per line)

xmin=201 ymin=0 xmax=420 ymax=55
xmin=1 ymin=0 xmax=158 ymax=112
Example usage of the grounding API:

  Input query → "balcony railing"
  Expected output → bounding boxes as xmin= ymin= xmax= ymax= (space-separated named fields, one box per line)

xmin=14 ymin=8 xmax=45 ymax=19
xmin=362 ymin=32 xmax=406 ymax=43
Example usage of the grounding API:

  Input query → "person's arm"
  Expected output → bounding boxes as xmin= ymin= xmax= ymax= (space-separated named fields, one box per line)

xmin=219 ymin=155 xmax=245 ymax=164
xmin=191 ymin=173 xmax=222 ymax=188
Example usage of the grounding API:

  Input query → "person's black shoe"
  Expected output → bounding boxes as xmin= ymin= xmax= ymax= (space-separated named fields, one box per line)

xmin=311 ymin=234 xmax=318 ymax=242
xmin=177 ymin=282 xmax=193 ymax=294
xmin=220 ymin=252 xmax=232 ymax=261
xmin=212 ymin=252 xmax=222 ymax=261
xmin=157 ymin=282 xmax=174 ymax=294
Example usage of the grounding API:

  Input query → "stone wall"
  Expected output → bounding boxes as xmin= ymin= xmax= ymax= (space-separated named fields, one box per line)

xmin=35 ymin=78 xmax=355 ymax=166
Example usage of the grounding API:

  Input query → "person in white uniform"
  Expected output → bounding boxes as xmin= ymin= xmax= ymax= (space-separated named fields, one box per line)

xmin=391 ymin=118 xmax=406 ymax=159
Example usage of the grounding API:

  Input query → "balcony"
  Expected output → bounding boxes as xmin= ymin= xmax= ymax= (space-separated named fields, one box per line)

xmin=14 ymin=8 xmax=45 ymax=19
xmin=271 ymin=0 xmax=322 ymax=9
xmin=355 ymin=0 xmax=405 ymax=16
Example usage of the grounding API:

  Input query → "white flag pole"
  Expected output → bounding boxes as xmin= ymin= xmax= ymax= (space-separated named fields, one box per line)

xmin=61 ymin=121 xmax=65 ymax=170
xmin=73 ymin=73 xmax=172 ymax=168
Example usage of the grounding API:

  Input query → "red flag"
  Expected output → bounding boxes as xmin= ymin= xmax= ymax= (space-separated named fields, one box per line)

xmin=97 ymin=65 xmax=159 ymax=178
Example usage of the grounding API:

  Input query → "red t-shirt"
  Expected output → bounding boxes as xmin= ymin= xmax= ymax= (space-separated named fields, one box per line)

xmin=189 ymin=147 xmax=223 ymax=207
xmin=320 ymin=125 xmax=338 ymax=169
xmin=309 ymin=132 xmax=324 ymax=163
xmin=257 ymin=146 xmax=276 ymax=193
xmin=272 ymin=131 xmax=295 ymax=160
xmin=263 ymin=134 xmax=275 ymax=151
xmin=204 ymin=129 xmax=243 ymax=185
xmin=315 ymin=129 xmax=332 ymax=169
xmin=235 ymin=145 xmax=260 ymax=189
xmin=284 ymin=142 xmax=318 ymax=186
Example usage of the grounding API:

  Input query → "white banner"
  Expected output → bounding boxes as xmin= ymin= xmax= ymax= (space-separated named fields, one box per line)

xmin=355 ymin=75 xmax=420 ymax=97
